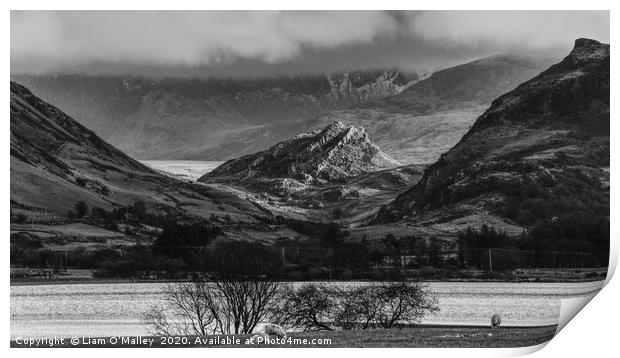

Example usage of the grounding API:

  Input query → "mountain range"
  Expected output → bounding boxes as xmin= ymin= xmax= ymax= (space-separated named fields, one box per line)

xmin=12 ymin=70 xmax=415 ymax=161
xmin=12 ymin=54 xmax=556 ymax=163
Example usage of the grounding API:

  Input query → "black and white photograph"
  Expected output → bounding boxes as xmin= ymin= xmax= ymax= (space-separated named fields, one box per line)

xmin=7 ymin=5 xmax=613 ymax=350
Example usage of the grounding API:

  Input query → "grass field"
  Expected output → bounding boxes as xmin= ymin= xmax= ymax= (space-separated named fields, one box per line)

xmin=11 ymin=325 xmax=557 ymax=348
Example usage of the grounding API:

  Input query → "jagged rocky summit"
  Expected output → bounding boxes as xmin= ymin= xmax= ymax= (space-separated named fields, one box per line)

xmin=199 ymin=121 xmax=400 ymax=185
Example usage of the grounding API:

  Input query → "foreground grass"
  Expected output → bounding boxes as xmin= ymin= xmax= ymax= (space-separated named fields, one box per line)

xmin=11 ymin=325 xmax=557 ymax=348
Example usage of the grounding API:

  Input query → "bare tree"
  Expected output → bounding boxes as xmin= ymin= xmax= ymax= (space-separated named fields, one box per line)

xmin=144 ymin=279 xmax=216 ymax=336
xmin=372 ymin=281 xmax=439 ymax=328
xmin=332 ymin=286 xmax=364 ymax=330
xmin=211 ymin=276 xmax=282 ymax=334
xmin=275 ymin=284 xmax=336 ymax=331
xmin=144 ymin=275 xmax=283 ymax=336
xmin=333 ymin=285 xmax=381 ymax=330
xmin=276 ymin=281 xmax=439 ymax=332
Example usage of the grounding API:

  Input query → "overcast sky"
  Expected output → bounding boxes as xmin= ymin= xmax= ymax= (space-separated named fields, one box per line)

xmin=11 ymin=10 xmax=610 ymax=78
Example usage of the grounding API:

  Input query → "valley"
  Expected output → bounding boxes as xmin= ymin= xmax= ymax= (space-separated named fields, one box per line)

xmin=10 ymin=39 xmax=609 ymax=284
xmin=140 ymin=160 xmax=224 ymax=181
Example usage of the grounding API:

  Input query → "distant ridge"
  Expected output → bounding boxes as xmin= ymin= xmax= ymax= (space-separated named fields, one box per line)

xmin=374 ymin=54 xmax=557 ymax=114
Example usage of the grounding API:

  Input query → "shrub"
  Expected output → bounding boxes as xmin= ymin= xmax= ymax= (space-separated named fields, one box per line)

xmin=74 ymin=201 xmax=89 ymax=218
xmin=14 ymin=213 xmax=28 ymax=224
xmin=91 ymin=206 xmax=107 ymax=218
xmin=370 ymin=281 xmax=439 ymax=328
xmin=275 ymin=284 xmax=336 ymax=331
xmin=130 ymin=200 xmax=147 ymax=221
xmin=75 ymin=177 xmax=88 ymax=187
xmin=153 ymin=222 xmax=222 ymax=262
xmin=276 ymin=281 xmax=439 ymax=331
xmin=332 ymin=207 xmax=344 ymax=219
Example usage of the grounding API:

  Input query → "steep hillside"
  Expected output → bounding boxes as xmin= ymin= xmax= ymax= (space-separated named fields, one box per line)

xmin=11 ymin=81 xmax=157 ymax=216
xmin=10 ymin=81 xmax=273 ymax=228
xmin=373 ymin=39 xmax=609 ymax=231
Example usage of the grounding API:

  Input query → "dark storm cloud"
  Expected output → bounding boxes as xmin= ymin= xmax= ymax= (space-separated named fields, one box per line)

xmin=10 ymin=10 xmax=609 ymax=77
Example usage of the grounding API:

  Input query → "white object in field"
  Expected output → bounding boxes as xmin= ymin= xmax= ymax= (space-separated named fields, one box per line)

xmin=491 ymin=314 xmax=502 ymax=329
xmin=263 ymin=323 xmax=287 ymax=338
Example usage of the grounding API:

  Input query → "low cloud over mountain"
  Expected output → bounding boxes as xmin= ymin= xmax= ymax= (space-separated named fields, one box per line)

xmin=11 ymin=11 xmax=609 ymax=77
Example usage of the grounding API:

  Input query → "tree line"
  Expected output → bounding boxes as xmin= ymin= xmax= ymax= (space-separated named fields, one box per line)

xmin=145 ymin=276 xmax=438 ymax=336
xmin=11 ymin=200 xmax=609 ymax=280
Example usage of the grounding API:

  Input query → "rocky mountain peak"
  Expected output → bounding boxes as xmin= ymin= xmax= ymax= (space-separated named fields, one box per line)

xmin=200 ymin=121 xmax=399 ymax=184
xmin=569 ymin=38 xmax=609 ymax=64
xmin=467 ymin=38 xmax=609 ymax=135
xmin=295 ymin=121 xmax=368 ymax=160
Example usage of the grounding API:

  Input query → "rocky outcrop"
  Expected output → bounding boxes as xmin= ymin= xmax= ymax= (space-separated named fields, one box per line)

xmin=200 ymin=121 xmax=400 ymax=185
xmin=374 ymin=39 xmax=609 ymax=226
xmin=375 ymin=54 xmax=557 ymax=115
xmin=325 ymin=72 xmax=411 ymax=108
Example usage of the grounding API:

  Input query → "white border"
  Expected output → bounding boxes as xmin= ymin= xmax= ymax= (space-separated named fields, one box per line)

xmin=3 ymin=1 xmax=617 ymax=10
xmin=4 ymin=2 xmax=617 ymax=358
